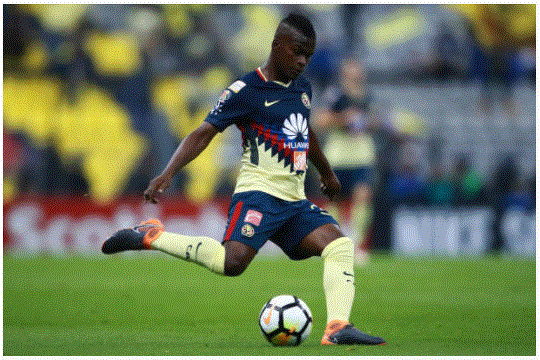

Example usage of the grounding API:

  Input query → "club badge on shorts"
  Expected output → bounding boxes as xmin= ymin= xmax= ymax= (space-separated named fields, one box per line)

xmin=244 ymin=209 xmax=263 ymax=226
xmin=241 ymin=224 xmax=255 ymax=237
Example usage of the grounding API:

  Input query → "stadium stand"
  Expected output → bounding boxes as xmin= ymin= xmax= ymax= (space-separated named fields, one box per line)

xmin=3 ymin=4 xmax=535 ymax=214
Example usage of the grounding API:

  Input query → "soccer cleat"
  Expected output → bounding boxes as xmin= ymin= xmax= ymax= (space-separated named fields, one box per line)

xmin=101 ymin=219 xmax=164 ymax=254
xmin=321 ymin=320 xmax=386 ymax=345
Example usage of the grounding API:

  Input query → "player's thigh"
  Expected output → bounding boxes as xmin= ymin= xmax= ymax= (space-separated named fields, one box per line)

xmin=297 ymin=223 xmax=345 ymax=258
xmin=273 ymin=201 xmax=342 ymax=259
xmin=221 ymin=191 xmax=290 ymax=273
xmin=222 ymin=191 xmax=282 ymax=250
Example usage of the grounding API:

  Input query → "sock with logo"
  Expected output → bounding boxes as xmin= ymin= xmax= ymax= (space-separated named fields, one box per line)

xmin=321 ymin=237 xmax=355 ymax=323
xmin=149 ymin=232 xmax=225 ymax=274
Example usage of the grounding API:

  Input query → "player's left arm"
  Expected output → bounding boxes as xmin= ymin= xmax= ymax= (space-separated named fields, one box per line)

xmin=307 ymin=126 xmax=341 ymax=200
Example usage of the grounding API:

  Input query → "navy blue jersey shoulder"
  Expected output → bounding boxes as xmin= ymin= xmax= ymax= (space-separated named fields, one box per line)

xmin=205 ymin=71 xmax=312 ymax=132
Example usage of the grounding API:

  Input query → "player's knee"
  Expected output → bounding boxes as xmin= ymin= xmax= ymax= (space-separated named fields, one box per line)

xmin=223 ymin=259 xmax=248 ymax=277
xmin=223 ymin=240 xmax=256 ymax=277
xmin=321 ymin=237 xmax=354 ymax=263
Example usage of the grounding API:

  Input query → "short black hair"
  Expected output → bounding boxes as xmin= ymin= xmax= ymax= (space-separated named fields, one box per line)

xmin=281 ymin=13 xmax=316 ymax=41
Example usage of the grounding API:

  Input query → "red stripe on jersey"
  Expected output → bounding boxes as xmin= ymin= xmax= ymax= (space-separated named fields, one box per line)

xmin=256 ymin=67 xmax=267 ymax=82
xmin=224 ymin=201 xmax=244 ymax=242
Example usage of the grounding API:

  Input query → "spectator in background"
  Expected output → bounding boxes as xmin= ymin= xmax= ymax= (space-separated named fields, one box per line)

xmin=314 ymin=59 xmax=376 ymax=264
xmin=423 ymin=163 xmax=455 ymax=206
xmin=452 ymin=153 xmax=485 ymax=206
xmin=490 ymin=154 xmax=518 ymax=251
xmin=526 ymin=175 xmax=535 ymax=213
xmin=386 ymin=141 xmax=425 ymax=207
xmin=501 ymin=176 xmax=534 ymax=213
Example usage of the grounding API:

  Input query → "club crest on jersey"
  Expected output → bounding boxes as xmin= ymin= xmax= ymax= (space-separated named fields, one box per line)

xmin=301 ymin=93 xmax=311 ymax=109
xmin=241 ymin=224 xmax=255 ymax=237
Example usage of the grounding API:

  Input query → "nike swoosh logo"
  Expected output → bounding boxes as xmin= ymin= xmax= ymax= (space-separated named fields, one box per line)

xmin=264 ymin=99 xmax=280 ymax=107
xmin=343 ymin=271 xmax=355 ymax=283
xmin=263 ymin=304 xmax=275 ymax=324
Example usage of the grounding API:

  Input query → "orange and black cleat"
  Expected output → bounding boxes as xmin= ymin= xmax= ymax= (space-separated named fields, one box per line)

xmin=321 ymin=320 xmax=386 ymax=346
xmin=101 ymin=219 xmax=164 ymax=254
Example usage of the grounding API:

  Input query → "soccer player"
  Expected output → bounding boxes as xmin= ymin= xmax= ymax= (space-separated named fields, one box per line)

xmin=102 ymin=13 xmax=386 ymax=346
xmin=315 ymin=59 xmax=377 ymax=266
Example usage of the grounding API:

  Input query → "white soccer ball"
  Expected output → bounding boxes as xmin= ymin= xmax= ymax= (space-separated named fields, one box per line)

xmin=259 ymin=294 xmax=313 ymax=346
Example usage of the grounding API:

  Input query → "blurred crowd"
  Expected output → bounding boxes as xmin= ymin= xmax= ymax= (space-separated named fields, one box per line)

xmin=3 ymin=5 xmax=536 ymax=250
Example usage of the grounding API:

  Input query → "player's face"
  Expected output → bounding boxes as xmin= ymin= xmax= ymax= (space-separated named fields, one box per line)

xmin=276 ymin=33 xmax=315 ymax=81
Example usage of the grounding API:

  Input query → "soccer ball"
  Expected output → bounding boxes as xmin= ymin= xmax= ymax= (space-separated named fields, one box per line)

xmin=259 ymin=294 xmax=313 ymax=346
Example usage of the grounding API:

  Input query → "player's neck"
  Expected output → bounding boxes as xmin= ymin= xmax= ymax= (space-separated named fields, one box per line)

xmin=259 ymin=62 xmax=290 ymax=84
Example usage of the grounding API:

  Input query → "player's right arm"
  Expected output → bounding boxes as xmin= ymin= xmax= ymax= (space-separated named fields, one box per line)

xmin=143 ymin=121 xmax=219 ymax=204
xmin=144 ymin=79 xmax=249 ymax=204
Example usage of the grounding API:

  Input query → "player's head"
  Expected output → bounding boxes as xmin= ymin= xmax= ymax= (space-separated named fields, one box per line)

xmin=340 ymin=58 xmax=366 ymax=97
xmin=270 ymin=13 xmax=316 ymax=81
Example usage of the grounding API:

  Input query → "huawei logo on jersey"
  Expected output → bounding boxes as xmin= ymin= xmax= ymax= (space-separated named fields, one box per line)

xmin=282 ymin=113 xmax=308 ymax=142
xmin=282 ymin=113 xmax=308 ymax=172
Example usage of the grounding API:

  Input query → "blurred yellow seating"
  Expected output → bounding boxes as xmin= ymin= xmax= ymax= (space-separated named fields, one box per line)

xmin=162 ymin=5 xmax=193 ymax=39
xmin=3 ymin=76 xmax=62 ymax=147
xmin=505 ymin=4 xmax=535 ymax=43
xmin=449 ymin=4 xmax=535 ymax=48
xmin=22 ymin=4 xmax=88 ymax=33
xmin=21 ymin=40 xmax=49 ymax=73
xmin=83 ymin=131 xmax=147 ymax=204
xmin=84 ymin=31 xmax=142 ymax=76
xmin=151 ymin=75 xmax=197 ymax=138
xmin=232 ymin=5 xmax=281 ymax=72
xmin=55 ymin=85 xmax=148 ymax=203
xmin=3 ymin=175 xmax=18 ymax=203
xmin=365 ymin=7 xmax=425 ymax=50
xmin=202 ymin=65 xmax=234 ymax=96
xmin=152 ymin=73 xmax=230 ymax=203
xmin=183 ymin=107 xmax=221 ymax=204
xmin=56 ymin=85 xmax=132 ymax=157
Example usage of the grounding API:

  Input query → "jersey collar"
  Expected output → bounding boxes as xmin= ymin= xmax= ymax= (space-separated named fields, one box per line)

xmin=256 ymin=67 xmax=292 ymax=88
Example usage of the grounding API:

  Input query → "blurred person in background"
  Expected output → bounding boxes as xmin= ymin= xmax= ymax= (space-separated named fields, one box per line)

xmin=386 ymin=141 xmax=425 ymax=207
xmin=489 ymin=154 xmax=519 ymax=251
xmin=423 ymin=163 xmax=455 ymax=207
xmin=452 ymin=153 xmax=486 ymax=207
xmin=102 ymin=13 xmax=386 ymax=346
xmin=314 ymin=59 xmax=376 ymax=265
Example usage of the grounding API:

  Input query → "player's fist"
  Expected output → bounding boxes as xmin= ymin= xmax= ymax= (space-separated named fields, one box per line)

xmin=143 ymin=173 xmax=172 ymax=204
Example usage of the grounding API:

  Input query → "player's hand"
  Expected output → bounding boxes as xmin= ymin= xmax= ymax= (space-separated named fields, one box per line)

xmin=320 ymin=173 xmax=341 ymax=200
xmin=143 ymin=174 xmax=172 ymax=204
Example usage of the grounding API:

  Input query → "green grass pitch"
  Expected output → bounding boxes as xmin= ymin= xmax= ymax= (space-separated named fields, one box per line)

xmin=3 ymin=254 xmax=535 ymax=356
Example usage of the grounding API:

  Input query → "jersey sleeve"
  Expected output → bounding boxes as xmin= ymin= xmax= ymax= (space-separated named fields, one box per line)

xmin=205 ymin=80 xmax=250 ymax=132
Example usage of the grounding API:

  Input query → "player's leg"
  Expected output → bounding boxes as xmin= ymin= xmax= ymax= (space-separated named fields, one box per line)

xmin=102 ymin=191 xmax=279 ymax=276
xmin=222 ymin=240 xmax=257 ymax=276
xmin=297 ymin=223 xmax=357 ymax=326
xmin=299 ymin=225 xmax=385 ymax=345
xmin=102 ymin=219 xmax=257 ymax=276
